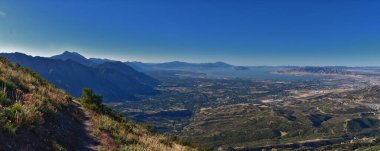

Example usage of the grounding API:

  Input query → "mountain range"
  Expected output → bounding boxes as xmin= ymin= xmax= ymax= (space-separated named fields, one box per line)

xmin=278 ymin=66 xmax=353 ymax=75
xmin=0 ymin=51 xmax=252 ymax=102
xmin=126 ymin=61 xmax=247 ymax=72
xmin=51 ymin=51 xmax=241 ymax=72
xmin=0 ymin=52 xmax=159 ymax=102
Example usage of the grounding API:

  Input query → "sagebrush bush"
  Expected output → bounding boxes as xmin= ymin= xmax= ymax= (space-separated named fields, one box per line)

xmin=1 ymin=102 xmax=43 ymax=134
xmin=0 ymin=90 xmax=12 ymax=106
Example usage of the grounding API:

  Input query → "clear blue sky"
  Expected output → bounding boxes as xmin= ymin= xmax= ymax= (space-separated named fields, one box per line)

xmin=1 ymin=0 xmax=380 ymax=66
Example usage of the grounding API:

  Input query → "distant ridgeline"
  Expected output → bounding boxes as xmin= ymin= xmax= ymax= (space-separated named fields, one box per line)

xmin=126 ymin=61 xmax=248 ymax=72
xmin=0 ymin=52 xmax=159 ymax=102
xmin=279 ymin=66 xmax=352 ymax=75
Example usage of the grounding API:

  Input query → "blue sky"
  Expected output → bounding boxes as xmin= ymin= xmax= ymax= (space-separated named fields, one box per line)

xmin=0 ymin=0 xmax=380 ymax=66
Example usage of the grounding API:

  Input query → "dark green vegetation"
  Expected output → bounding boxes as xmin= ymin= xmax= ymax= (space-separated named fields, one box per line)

xmin=0 ymin=57 xmax=196 ymax=151
xmin=309 ymin=114 xmax=332 ymax=127
xmin=112 ymin=71 xmax=380 ymax=150
xmin=0 ymin=52 xmax=158 ymax=101
xmin=79 ymin=88 xmax=127 ymax=123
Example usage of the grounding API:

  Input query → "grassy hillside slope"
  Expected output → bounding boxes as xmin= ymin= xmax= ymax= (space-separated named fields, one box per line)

xmin=0 ymin=57 xmax=195 ymax=151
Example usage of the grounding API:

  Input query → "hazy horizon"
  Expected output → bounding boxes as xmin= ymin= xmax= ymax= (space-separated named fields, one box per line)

xmin=2 ymin=50 xmax=380 ymax=68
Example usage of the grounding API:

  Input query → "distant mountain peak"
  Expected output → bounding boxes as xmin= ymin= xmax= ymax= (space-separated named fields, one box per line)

xmin=215 ymin=61 xmax=227 ymax=64
xmin=213 ymin=61 xmax=231 ymax=66
xmin=62 ymin=51 xmax=82 ymax=56
xmin=51 ymin=51 xmax=94 ymax=65
xmin=57 ymin=51 xmax=86 ymax=59
xmin=170 ymin=61 xmax=185 ymax=63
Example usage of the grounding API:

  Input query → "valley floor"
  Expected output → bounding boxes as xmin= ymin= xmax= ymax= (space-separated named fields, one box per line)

xmin=111 ymin=70 xmax=380 ymax=150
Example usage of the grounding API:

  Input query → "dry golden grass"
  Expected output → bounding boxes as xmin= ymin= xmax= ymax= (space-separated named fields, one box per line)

xmin=88 ymin=111 xmax=196 ymax=151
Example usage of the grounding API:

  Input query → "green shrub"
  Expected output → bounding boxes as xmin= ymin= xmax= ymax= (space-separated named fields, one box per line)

xmin=51 ymin=142 xmax=67 ymax=151
xmin=4 ymin=122 xmax=18 ymax=134
xmin=80 ymin=88 xmax=103 ymax=105
xmin=10 ymin=102 xmax=23 ymax=114
xmin=80 ymin=88 xmax=127 ymax=122
xmin=0 ymin=91 xmax=12 ymax=106
xmin=0 ymin=79 xmax=18 ymax=92
xmin=1 ymin=102 xmax=43 ymax=134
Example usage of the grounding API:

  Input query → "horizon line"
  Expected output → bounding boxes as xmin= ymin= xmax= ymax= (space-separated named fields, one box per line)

xmin=1 ymin=50 xmax=380 ymax=68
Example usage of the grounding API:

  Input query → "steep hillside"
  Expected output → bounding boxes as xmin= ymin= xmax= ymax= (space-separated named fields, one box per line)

xmin=0 ymin=57 xmax=195 ymax=151
xmin=0 ymin=53 xmax=159 ymax=102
